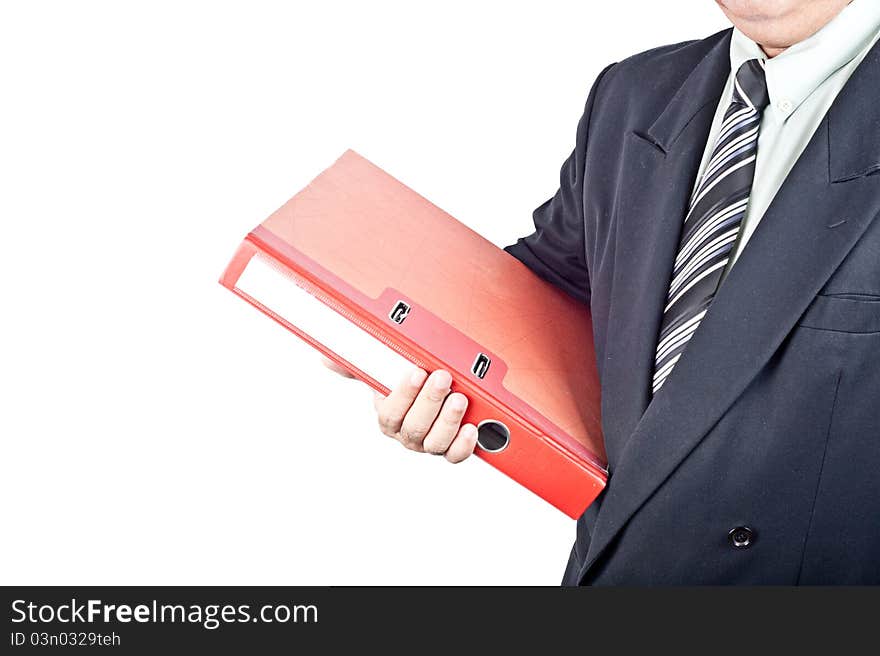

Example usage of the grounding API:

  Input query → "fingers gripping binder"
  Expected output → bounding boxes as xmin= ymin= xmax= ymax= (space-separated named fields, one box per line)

xmin=220 ymin=150 xmax=607 ymax=518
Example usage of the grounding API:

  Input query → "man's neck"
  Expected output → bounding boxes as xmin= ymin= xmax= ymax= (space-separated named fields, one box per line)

xmin=760 ymin=45 xmax=787 ymax=59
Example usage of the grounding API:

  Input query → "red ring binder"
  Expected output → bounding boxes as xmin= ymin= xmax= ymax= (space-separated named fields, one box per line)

xmin=220 ymin=150 xmax=607 ymax=517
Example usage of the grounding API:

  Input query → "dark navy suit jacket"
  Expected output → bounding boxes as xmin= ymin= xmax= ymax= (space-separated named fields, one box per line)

xmin=505 ymin=29 xmax=880 ymax=585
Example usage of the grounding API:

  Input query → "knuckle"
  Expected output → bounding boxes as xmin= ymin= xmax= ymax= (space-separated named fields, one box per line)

xmin=441 ymin=408 xmax=464 ymax=427
xmin=399 ymin=423 xmax=428 ymax=444
xmin=376 ymin=413 xmax=397 ymax=435
xmin=398 ymin=437 xmax=423 ymax=452
xmin=424 ymin=388 xmax=447 ymax=403
xmin=422 ymin=438 xmax=448 ymax=456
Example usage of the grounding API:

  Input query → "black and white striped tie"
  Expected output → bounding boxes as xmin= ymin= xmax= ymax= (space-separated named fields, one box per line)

xmin=652 ymin=58 xmax=770 ymax=394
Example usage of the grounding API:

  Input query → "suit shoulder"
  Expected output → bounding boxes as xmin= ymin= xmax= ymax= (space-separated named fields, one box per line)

xmin=596 ymin=29 xmax=731 ymax=104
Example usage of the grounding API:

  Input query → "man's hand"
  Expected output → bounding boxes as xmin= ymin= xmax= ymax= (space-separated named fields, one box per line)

xmin=321 ymin=358 xmax=477 ymax=463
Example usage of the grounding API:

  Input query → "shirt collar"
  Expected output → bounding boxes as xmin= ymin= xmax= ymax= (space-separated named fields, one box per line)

xmin=730 ymin=0 xmax=880 ymax=120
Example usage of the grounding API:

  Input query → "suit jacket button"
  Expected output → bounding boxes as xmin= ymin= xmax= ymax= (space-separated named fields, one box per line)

xmin=728 ymin=526 xmax=755 ymax=549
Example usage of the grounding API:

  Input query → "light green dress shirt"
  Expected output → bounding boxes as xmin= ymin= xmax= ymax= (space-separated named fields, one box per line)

xmin=694 ymin=0 xmax=880 ymax=281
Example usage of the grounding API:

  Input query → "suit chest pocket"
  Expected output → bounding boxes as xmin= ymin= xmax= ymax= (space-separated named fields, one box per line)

xmin=797 ymin=294 xmax=880 ymax=333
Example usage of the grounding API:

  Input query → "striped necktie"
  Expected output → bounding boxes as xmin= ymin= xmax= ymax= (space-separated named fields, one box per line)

xmin=652 ymin=58 xmax=770 ymax=394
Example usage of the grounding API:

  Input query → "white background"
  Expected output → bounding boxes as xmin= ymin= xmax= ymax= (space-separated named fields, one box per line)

xmin=0 ymin=1 xmax=729 ymax=585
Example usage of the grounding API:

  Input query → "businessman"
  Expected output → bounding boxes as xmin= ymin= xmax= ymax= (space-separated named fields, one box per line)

xmin=327 ymin=0 xmax=880 ymax=584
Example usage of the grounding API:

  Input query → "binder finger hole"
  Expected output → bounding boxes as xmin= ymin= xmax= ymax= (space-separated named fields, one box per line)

xmin=476 ymin=420 xmax=510 ymax=453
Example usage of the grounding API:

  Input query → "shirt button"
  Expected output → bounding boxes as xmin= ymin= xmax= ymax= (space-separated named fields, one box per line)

xmin=777 ymin=99 xmax=793 ymax=113
xmin=728 ymin=526 xmax=755 ymax=549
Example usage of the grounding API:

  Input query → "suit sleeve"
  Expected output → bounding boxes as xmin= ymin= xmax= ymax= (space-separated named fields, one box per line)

xmin=503 ymin=63 xmax=615 ymax=305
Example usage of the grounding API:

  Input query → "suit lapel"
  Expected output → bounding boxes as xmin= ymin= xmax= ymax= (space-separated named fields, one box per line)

xmin=581 ymin=34 xmax=880 ymax=582
xmin=598 ymin=31 xmax=732 ymax=468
